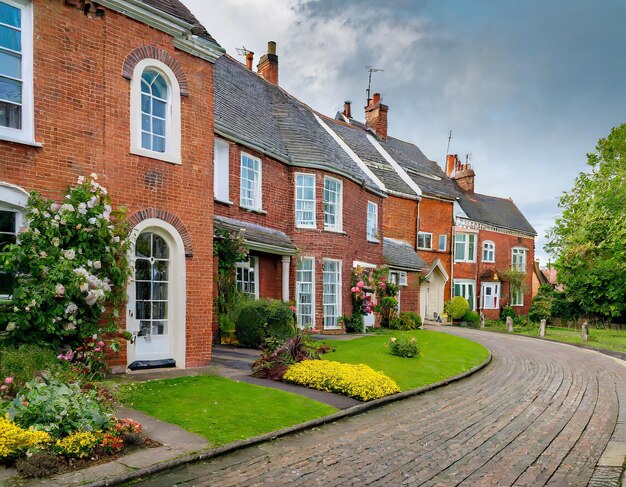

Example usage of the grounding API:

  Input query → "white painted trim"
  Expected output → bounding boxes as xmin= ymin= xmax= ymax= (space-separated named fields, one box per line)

xmin=352 ymin=260 xmax=377 ymax=269
xmin=425 ymin=258 xmax=449 ymax=282
xmin=366 ymin=134 xmax=422 ymax=197
xmin=417 ymin=231 xmax=433 ymax=250
xmin=313 ymin=114 xmax=386 ymax=191
xmin=322 ymin=258 xmax=342 ymax=330
xmin=296 ymin=256 xmax=315 ymax=329
xmin=240 ymin=151 xmax=263 ymax=211
xmin=323 ymin=176 xmax=343 ymax=232
xmin=126 ymin=218 xmax=186 ymax=368
xmin=97 ymin=0 xmax=224 ymax=63
xmin=130 ymin=59 xmax=182 ymax=165
xmin=213 ymin=138 xmax=230 ymax=202
xmin=367 ymin=201 xmax=379 ymax=242
xmin=480 ymin=282 xmax=500 ymax=310
xmin=453 ymin=278 xmax=477 ymax=311
xmin=482 ymin=240 xmax=496 ymax=263
xmin=0 ymin=0 xmax=35 ymax=145
xmin=281 ymin=255 xmax=290 ymax=302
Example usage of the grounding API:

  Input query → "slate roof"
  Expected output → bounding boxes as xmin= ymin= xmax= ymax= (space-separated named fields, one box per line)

xmin=214 ymin=55 xmax=384 ymax=196
xmin=383 ymin=238 xmax=427 ymax=271
xmin=214 ymin=216 xmax=297 ymax=254
xmin=139 ymin=0 xmax=220 ymax=46
xmin=456 ymin=192 xmax=537 ymax=236
xmin=331 ymin=114 xmax=458 ymax=199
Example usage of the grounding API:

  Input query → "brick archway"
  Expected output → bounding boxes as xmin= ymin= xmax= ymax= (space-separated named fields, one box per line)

xmin=128 ymin=208 xmax=193 ymax=257
xmin=122 ymin=46 xmax=189 ymax=97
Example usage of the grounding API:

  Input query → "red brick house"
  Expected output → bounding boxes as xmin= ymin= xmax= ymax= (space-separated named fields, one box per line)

xmin=332 ymin=97 xmax=456 ymax=320
xmin=447 ymin=155 xmax=537 ymax=319
xmin=212 ymin=46 xmax=389 ymax=333
xmin=0 ymin=0 xmax=223 ymax=370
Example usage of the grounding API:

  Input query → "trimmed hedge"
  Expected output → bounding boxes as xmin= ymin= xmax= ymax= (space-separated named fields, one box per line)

xmin=390 ymin=312 xmax=422 ymax=330
xmin=283 ymin=360 xmax=400 ymax=401
xmin=235 ymin=299 xmax=296 ymax=349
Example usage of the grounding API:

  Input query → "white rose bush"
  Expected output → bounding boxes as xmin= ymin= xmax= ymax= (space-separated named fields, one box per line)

xmin=0 ymin=175 xmax=132 ymax=348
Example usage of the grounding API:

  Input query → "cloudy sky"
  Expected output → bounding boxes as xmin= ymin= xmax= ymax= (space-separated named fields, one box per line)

xmin=183 ymin=0 xmax=626 ymax=264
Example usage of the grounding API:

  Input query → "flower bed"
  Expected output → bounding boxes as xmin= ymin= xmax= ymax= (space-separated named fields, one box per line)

xmin=283 ymin=360 xmax=400 ymax=401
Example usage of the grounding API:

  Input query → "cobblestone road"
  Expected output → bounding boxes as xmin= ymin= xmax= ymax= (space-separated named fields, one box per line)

xmin=133 ymin=328 xmax=626 ymax=486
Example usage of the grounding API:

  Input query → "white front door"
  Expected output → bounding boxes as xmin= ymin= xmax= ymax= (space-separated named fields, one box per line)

xmin=130 ymin=232 xmax=171 ymax=360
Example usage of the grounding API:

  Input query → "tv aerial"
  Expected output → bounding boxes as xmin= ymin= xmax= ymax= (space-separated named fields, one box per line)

xmin=366 ymin=66 xmax=384 ymax=102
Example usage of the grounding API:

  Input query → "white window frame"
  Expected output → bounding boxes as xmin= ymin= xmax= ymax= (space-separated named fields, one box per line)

xmin=510 ymin=283 xmax=524 ymax=307
xmin=323 ymin=176 xmax=343 ymax=232
xmin=454 ymin=233 xmax=477 ymax=262
xmin=322 ymin=259 xmax=342 ymax=329
xmin=417 ymin=231 xmax=432 ymax=250
xmin=296 ymin=257 xmax=315 ymax=329
xmin=438 ymin=234 xmax=447 ymax=251
xmin=482 ymin=240 xmax=495 ymax=263
xmin=453 ymin=279 xmax=476 ymax=311
xmin=235 ymin=257 xmax=259 ymax=299
xmin=295 ymin=173 xmax=316 ymax=228
xmin=213 ymin=138 xmax=231 ymax=203
xmin=480 ymin=282 xmax=500 ymax=310
xmin=511 ymin=247 xmax=527 ymax=272
xmin=0 ymin=0 xmax=34 ymax=146
xmin=0 ymin=182 xmax=28 ymax=299
xmin=367 ymin=201 xmax=379 ymax=242
xmin=240 ymin=152 xmax=262 ymax=211
xmin=130 ymin=58 xmax=181 ymax=164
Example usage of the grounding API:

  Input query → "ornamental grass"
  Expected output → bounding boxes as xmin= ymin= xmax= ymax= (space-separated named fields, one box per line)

xmin=283 ymin=360 xmax=400 ymax=401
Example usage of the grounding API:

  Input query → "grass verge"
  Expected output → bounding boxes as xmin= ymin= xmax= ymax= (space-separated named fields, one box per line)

xmin=117 ymin=375 xmax=337 ymax=446
xmin=322 ymin=329 xmax=489 ymax=391
xmin=477 ymin=322 xmax=626 ymax=353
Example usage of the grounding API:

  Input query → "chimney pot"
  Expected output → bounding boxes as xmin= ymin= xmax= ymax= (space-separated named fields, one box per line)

xmin=372 ymin=92 xmax=381 ymax=105
xmin=343 ymin=101 xmax=352 ymax=119
xmin=245 ymin=51 xmax=254 ymax=71
xmin=364 ymin=93 xmax=388 ymax=139
xmin=267 ymin=41 xmax=277 ymax=55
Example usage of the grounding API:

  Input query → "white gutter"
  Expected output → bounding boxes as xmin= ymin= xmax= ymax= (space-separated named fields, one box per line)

xmin=366 ymin=134 xmax=422 ymax=197
xmin=313 ymin=114 xmax=386 ymax=192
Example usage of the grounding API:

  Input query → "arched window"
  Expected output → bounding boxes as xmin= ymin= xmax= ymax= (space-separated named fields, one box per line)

xmin=482 ymin=240 xmax=495 ymax=263
xmin=130 ymin=59 xmax=181 ymax=164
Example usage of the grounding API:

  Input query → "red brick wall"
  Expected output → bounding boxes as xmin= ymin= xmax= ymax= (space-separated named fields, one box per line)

xmin=213 ymin=141 xmax=384 ymax=333
xmin=418 ymin=197 xmax=454 ymax=301
xmin=399 ymin=271 xmax=420 ymax=313
xmin=0 ymin=2 xmax=215 ymax=367
xmin=383 ymin=195 xmax=417 ymax=247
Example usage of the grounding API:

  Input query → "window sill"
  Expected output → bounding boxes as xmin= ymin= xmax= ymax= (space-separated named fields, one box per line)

xmin=214 ymin=198 xmax=234 ymax=206
xmin=131 ymin=147 xmax=181 ymax=165
xmin=367 ymin=238 xmax=380 ymax=243
xmin=0 ymin=134 xmax=42 ymax=148
xmin=511 ymin=304 xmax=524 ymax=307
xmin=483 ymin=260 xmax=495 ymax=264
xmin=323 ymin=228 xmax=347 ymax=235
xmin=417 ymin=247 xmax=432 ymax=251
xmin=239 ymin=206 xmax=267 ymax=215
xmin=323 ymin=326 xmax=342 ymax=330
xmin=296 ymin=224 xmax=317 ymax=230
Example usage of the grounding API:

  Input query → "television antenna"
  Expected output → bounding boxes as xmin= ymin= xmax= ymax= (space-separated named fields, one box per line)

xmin=235 ymin=46 xmax=253 ymax=57
xmin=366 ymin=66 xmax=384 ymax=103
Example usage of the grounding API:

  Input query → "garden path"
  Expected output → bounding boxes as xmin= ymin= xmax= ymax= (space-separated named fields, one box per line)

xmin=130 ymin=327 xmax=626 ymax=486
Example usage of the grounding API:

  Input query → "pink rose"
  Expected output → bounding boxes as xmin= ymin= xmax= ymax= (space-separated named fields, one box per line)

xmin=365 ymin=307 xmax=372 ymax=313
xmin=94 ymin=347 xmax=102 ymax=353
xmin=356 ymin=281 xmax=365 ymax=289
xmin=351 ymin=287 xmax=359 ymax=293
xmin=0 ymin=385 xmax=7 ymax=391
xmin=98 ymin=341 xmax=105 ymax=347
xmin=4 ymin=376 xmax=13 ymax=384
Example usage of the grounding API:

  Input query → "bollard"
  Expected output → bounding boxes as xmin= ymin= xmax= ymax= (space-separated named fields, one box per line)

xmin=506 ymin=316 xmax=514 ymax=332
xmin=582 ymin=320 xmax=588 ymax=341
xmin=540 ymin=319 xmax=546 ymax=337
xmin=480 ymin=312 xmax=485 ymax=329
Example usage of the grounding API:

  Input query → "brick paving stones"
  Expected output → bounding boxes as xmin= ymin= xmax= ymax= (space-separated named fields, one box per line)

xmin=131 ymin=328 xmax=626 ymax=486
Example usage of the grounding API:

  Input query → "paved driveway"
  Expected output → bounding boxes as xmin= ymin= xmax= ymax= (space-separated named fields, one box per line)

xmin=134 ymin=328 xmax=626 ymax=486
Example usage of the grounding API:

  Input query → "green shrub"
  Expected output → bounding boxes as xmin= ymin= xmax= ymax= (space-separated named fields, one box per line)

xmin=0 ymin=345 xmax=59 ymax=396
xmin=461 ymin=311 xmax=480 ymax=324
xmin=501 ymin=305 xmax=516 ymax=321
xmin=387 ymin=336 xmax=420 ymax=358
xmin=235 ymin=299 xmax=296 ymax=349
xmin=338 ymin=314 xmax=363 ymax=333
xmin=283 ymin=360 xmax=400 ymax=401
xmin=5 ymin=377 xmax=114 ymax=438
xmin=389 ymin=312 xmax=422 ymax=330
xmin=444 ymin=296 xmax=470 ymax=319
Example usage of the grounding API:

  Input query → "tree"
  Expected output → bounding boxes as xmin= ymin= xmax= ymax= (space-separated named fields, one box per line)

xmin=546 ymin=124 xmax=626 ymax=321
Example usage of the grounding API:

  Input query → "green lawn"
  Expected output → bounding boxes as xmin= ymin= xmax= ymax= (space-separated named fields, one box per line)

xmin=480 ymin=322 xmax=626 ymax=353
xmin=322 ymin=329 xmax=490 ymax=391
xmin=117 ymin=376 xmax=337 ymax=446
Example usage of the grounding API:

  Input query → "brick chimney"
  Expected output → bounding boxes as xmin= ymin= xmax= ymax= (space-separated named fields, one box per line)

xmin=446 ymin=154 xmax=475 ymax=193
xmin=364 ymin=93 xmax=388 ymax=139
xmin=245 ymin=51 xmax=254 ymax=71
xmin=343 ymin=101 xmax=352 ymax=119
xmin=257 ymin=41 xmax=278 ymax=85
